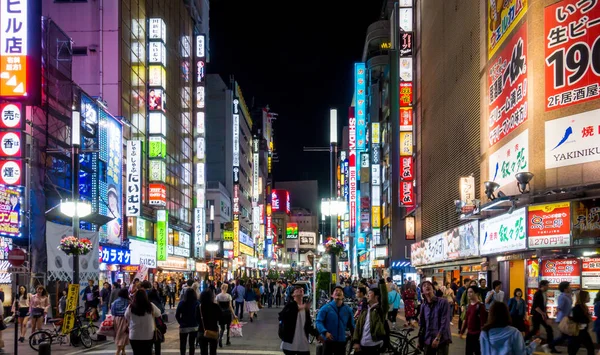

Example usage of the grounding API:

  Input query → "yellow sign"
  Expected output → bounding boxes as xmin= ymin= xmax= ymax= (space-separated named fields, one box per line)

xmin=380 ymin=42 xmax=391 ymax=49
xmin=372 ymin=206 xmax=381 ymax=228
xmin=62 ymin=284 xmax=80 ymax=334
xmin=223 ymin=230 xmax=233 ymax=241
xmin=487 ymin=0 xmax=528 ymax=59
xmin=400 ymin=132 xmax=413 ymax=156
xmin=372 ymin=123 xmax=380 ymax=144
xmin=239 ymin=243 xmax=254 ymax=256
xmin=233 ymin=220 xmax=239 ymax=257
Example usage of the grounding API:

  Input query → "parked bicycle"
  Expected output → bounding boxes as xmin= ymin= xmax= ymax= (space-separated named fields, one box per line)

xmin=29 ymin=307 xmax=97 ymax=351
xmin=388 ymin=327 xmax=421 ymax=355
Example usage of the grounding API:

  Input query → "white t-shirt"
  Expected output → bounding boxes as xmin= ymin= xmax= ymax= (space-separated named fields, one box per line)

xmin=281 ymin=309 xmax=310 ymax=352
xmin=124 ymin=303 xmax=161 ymax=340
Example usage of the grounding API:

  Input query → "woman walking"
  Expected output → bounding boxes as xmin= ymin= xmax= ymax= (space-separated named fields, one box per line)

xmin=507 ymin=288 xmax=526 ymax=333
xmin=401 ymin=282 xmax=417 ymax=327
xmin=176 ymin=288 xmax=199 ymax=355
xmin=13 ymin=285 xmax=30 ymax=342
xmin=387 ymin=283 xmax=401 ymax=329
xmin=244 ymin=281 xmax=259 ymax=322
xmin=125 ymin=289 xmax=162 ymax=355
xmin=216 ymin=283 xmax=236 ymax=347
xmin=479 ymin=302 xmax=540 ymax=355
xmin=567 ymin=290 xmax=594 ymax=355
xmin=197 ymin=289 xmax=222 ymax=355
xmin=111 ymin=288 xmax=130 ymax=355
xmin=149 ymin=289 xmax=165 ymax=355
xmin=29 ymin=286 xmax=49 ymax=338
xmin=444 ymin=283 xmax=456 ymax=325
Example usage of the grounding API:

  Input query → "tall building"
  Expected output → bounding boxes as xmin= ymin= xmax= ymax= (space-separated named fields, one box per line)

xmin=205 ymin=74 xmax=255 ymax=272
xmin=42 ymin=0 xmax=211 ymax=281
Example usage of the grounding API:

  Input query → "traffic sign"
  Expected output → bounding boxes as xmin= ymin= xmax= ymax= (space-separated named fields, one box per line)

xmin=8 ymin=248 xmax=26 ymax=267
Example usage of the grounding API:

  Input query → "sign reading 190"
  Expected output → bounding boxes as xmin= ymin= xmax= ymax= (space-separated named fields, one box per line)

xmin=546 ymin=38 xmax=600 ymax=88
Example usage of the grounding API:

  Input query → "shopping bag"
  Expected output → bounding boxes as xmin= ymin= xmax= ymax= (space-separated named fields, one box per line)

xmin=558 ymin=316 xmax=578 ymax=336
xmin=98 ymin=314 xmax=115 ymax=337
xmin=230 ymin=322 xmax=243 ymax=337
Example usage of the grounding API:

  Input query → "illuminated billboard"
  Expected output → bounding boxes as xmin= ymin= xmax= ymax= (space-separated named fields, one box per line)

xmin=271 ymin=189 xmax=291 ymax=215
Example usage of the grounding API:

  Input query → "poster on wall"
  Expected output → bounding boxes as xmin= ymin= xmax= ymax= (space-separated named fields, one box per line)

xmin=540 ymin=258 xmax=581 ymax=287
xmin=545 ymin=109 xmax=600 ymax=169
xmin=487 ymin=0 xmax=528 ymax=59
xmin=527 ymin=259 xmax=539 ymax=288
xmin=100 ymin=110 xmax=123 ymax=245
xmin=0 ymin=184 xmax=21 ymax=237
xmin=479 ymin=208 xmax=527 ymax=255
xmin=545 ymin=0 xmax=600 ymax=110
xmin=488 ymin=24 xmax=528 ymax=146
xmin=488 ymin=129 xmax=529 ymax=189
xmin=527 ymin=202 xmax=571 ymax=248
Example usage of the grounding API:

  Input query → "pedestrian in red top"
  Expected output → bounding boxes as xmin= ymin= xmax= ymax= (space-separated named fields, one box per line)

xmin=459 ymin=286 xmax=488 ymax=355
xmin=402 ymin=282 xmax=417 ymax=327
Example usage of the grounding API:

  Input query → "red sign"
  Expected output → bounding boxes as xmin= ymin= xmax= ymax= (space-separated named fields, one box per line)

xmin=400 ymin=157 xmax=413 ymax=180
xmin=148 ymin=183 xmax=166 ymax=206
xmin=0 ymin=0 xmax=28 ymax=98
xmin=582 ymin=257 xmax=600 ymax=276
xmin=399 ymin=82 xmax=413 ymax=107
xmin=488 ymin=24 xmax=528 ymax=146
xmin=0 ymin=131 xmax=21 ymax=157
xmin=0 ymin=160 xmax=21 ymax=185
xmin=540 ymin=259 xmax=581 ymax=287
xmin=271 ymin=189 xmax=290 ymax=214
xmin=0 ymin=103 xmax=22 ymax=128
xmin=545 ymin=0 xmax=600 ymax=110
xmin=348 ymin=108 xmax=357 ymax=234
xmin=8 ymin=248 xmax=25 ymax=267
xmin=400 ymin=181 xmax=414 ymax=206
xmin=400 ymin=108 xmax=413 ymax=131
xmin=527 ymin=202 xmax=571 ymax=248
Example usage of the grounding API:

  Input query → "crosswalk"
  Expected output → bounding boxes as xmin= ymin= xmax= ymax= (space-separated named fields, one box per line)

xmin=66 ymin=350 xmax=283 ymax=355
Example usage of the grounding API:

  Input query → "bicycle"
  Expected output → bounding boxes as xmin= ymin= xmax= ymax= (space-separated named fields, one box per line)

xmin=29 ymin=309 xmax=95 ymax=351
xmin=388 ymin=327 xmax=421 ymax=355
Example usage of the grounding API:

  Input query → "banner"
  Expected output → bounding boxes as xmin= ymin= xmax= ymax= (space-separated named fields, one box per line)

xmin=487 ymin=0 xmax=528 ymax=59
xmin=545 ymin=0 xmax=600 ymax=110
xmin=528 ymin=202 xmax=571 ymax=248
xmin=62 ymin=284 xmax=80 ymax=334
xmin=126 ymin=141 xmax=142 ymax=216
xmin=479 ymin=208 xmax=527 ymax=255
xmin=45 ymin=221 xmax=99 ymax=282
xmin=488 ymin=129 xmax=529 ymax=189
xmin=540 ymin=258 xmax=581 ymax=287
xmin=545 ymin=109 xmax=600 ymax=169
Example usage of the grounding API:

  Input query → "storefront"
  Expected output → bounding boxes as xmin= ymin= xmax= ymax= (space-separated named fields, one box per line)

xmin=156 ymin=256 xmax=195 ymax=281
xmin=98 ymin=245 xmax=133 ymax=285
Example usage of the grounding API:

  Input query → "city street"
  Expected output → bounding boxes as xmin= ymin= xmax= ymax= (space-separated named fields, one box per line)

xmin=2 ymin=307 xmax=588 ymax=355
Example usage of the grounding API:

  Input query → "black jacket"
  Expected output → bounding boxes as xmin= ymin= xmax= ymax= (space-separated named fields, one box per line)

xmin=278 ymin=300 xmax=318 ymax=343
xmin=530 ymin=290 xmax=546 ymax=318
xmin=196 ymin=302 xmax=222 ymax=333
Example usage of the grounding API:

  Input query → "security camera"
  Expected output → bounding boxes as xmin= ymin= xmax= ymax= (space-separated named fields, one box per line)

xmin=515 ymin=172 xmax=534 ymax=194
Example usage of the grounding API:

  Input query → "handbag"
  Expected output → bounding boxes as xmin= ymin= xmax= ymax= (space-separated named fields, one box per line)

xmin=199 ymin=305 xmax=219 ymax=340
xmin=559 ymin=315 xmax=579 ymax=336
xmin=31 ymin=308 xmax=44 ymax=317
xmin=155 ymin=316 xmax=167 ymax=334
xmin=153 ymin=328 xmax=165 ymax=343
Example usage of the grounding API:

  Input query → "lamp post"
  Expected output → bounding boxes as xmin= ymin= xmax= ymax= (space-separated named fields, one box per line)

xmin=321 ymin=198 xmax=346 ymax=293
xmin=206 ymin=204 xmax=217 ymax=280
xmin=59 ymin=109 xmax=92 ymax=285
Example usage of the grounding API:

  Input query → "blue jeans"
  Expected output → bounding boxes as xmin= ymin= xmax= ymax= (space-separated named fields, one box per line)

xmin=235 ymin=301 xmax=244 ymax=319
xmin=101 ymin=304 xmax=108 ymax=322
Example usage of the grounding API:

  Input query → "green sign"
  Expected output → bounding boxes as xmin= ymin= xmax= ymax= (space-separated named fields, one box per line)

xmin=156 ymin=210 xmax=168 ymax=261
xmin=149 ymin=136 xmax=167 ymax=158
xmin=223 ymin=230 xmax=233 ymax=241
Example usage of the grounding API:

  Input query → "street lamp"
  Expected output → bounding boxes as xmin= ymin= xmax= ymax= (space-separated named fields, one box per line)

xmin=207 ymin=204 xmax=216 ymax=279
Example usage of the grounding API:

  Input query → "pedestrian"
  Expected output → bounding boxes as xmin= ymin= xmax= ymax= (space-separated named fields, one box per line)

xmin=13 ymin=285 xmax=30 ymax=342
xmin=176 ymin=288 xmax=199 ymax=355
xmin=129 ymin=278 xmax=140 ymax=298
xmin=594 ymin=292 xmax=600 ymax=346
xmin=111 ymin=288 xmax=130 ymax=355
xmin=524 ymin=280 xmax=558 ymax=352
xmin=443 ymin=283 xmax=455 ymax=325
xmin=354 ymin=286 xmax=368 ymax=318
xmin=567 ymin=290 xmax=594 ymax=355
xmin=402 ymin=282 xmax=417 ymax=327
xmin=232 ymin=280 xmax=246 ymax=320
xmin=58 ymin=290 xmax=67 ymax=317
xmin=216 ymin=283 xmax=236 ymax=347
xmin=417 ymin=280 xmax=451 ymax=355
xmin=450 ymin=279 xmax=458 ymax=294
xmin=279 ymin=285 xmax=319 ymax=355
xmin=507 ymin=288 xmax=526 ymax=333
xmin=29 ymin=286 xmax=49 ymax=341
xmin=125 ymin=289 xmax=162 ymax=355
xmin=268 ymin=279 xmax=275 ymax=308
xmin=83 ymin=279 xmax=100 ymax=320
xmin=459 ymin=286 xmax=487 ymax=355
xmin=456 ymin=278 xmax=470 ymax=331
xmin=315 ymin=286 xmax=355 ymax=355
xmin=343 ymin=281 xmax=354 ymax=299
xmin=275 ymin=281 xmax=283 ymax=307
xmin=352 ymin=287 xmax=387 ymax=355
xmin=149 ymin=289 xmax=165 ymax=355
xmin=109 ymin=282 xmax=121 ymax=307
xmin=244 ymin=281 xmax=259 ymax=322
xmin=547 ymin=281 xmax=573 ymax=352
xmin=100 ymin=282 xmax=111 ymax=322
xmin=387 ymin=283 xmax=401 ymax=329
xmin=484 ymin=281 xmax=504 ymax=311
xmin=197 ymin=289 xmax=222 ymax=355
xmin=169 ymin=279 xmax=177 ymax=309
xmin=479 ymin=302 xmax=541 ymax=355
xmin=478 ymin=279 xmax=489 ymax=303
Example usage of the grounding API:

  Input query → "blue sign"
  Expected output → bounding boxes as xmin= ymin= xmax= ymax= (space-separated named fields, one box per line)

xmin=79 ymin=95 xmax=99 ymax=205
xmin=239 ymin=230 xmax=254 ymax=248
xmin=99 ymin=109 xmax=123 ymax=245
xmin=99 ymin=246 xmax=131 ymax=265
xmin=355 ymin=63 xmax=367 ymax=151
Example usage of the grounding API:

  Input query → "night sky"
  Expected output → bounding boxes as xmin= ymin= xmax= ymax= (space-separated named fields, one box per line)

xmin=209 ymin=1 xmax=384 ymax=196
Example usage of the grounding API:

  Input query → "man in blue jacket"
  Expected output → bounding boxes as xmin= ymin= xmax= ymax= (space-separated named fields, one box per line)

xmin=316 ymin=286 xmax=355 ymax=355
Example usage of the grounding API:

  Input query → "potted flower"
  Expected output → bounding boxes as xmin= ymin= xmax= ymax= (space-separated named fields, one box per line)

xmin=323 ymin=237 xmax=345 ymax=256
xmin=58 ymin=236 xmax=93 ymax=256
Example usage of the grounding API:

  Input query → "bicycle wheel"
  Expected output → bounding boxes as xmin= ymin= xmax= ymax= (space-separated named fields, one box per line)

xmin=86 ymin=323 xmax=99 ymax=339
xmin=404 ymin=336 xmax=421 ymax=355
xmin=29 ymin=330 xmax=53 ymax=352
xmin=79 ymin=328 xmax=93 ymax=348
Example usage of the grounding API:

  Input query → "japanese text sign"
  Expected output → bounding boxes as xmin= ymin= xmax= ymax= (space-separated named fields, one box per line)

xmin=400 ymin=82 xmax=413 ymax=107
xmin=155 ymin=210 xmax=168 ymax=261
xmin=400 ymin=181 xmax=414 ymax=206
xmin=545 ymin=109 xmax=600 ymax=169
xmin=488 ymin=24 xmax=528 ymax=146
xmin=488 ymin=129 xmax=529 ymax=189
xmin=0 ymin=0 xmax=28 ymax=97
xmin=401 ymin=157 xmax=414 ymax=180
xmin=126 ymin=141 xmax=141 ymax=216
xmin=528 ymin=202 xmax=571 ymax=248
xmin=0 ymin=184 xmax=20 ymax=237
xmin=541 ymin=258 xmax=581 ymax=287
xmin=572 ymin=199 xmax=600 ymax=245
xmin=479 ymin=207 xmax=527 ymax=255
xmin=0 ymin=103 xmax=21 ymax=128
xmin=582 ymin=257 xmax=600 ymax=276
xmin=545 ymin=0 xmax=600 ymax=110
xmin=488 ymin=0 xmax=528 ymax=59
xmin=355 ymin=63 xmax=366 ymax=151
xmin=99 ymin=246 xmax=131 ymax=265
xmin=0 ymin=160 xmax=21 ymax=185
xmin=400 ymin=107 xmax=413 ymax=131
